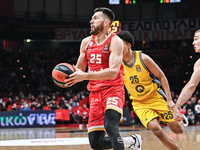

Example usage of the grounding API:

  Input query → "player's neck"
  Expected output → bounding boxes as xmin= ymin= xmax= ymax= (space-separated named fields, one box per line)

xmin=95 ymin=30 xmax=110 ymax=44
xmin=124 ymin=50 xmax=134 ymax=65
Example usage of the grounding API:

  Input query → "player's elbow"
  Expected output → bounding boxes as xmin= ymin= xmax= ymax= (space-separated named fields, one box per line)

xmin=109 ymin=73 xmax=118 ymax=79
xmin=109 ymin=69 xmax=119 ymax=79
xmin=110 ymin=74 xmax=118 ymax=79
xmin=187 ymin=83 xmax=197 ymax=91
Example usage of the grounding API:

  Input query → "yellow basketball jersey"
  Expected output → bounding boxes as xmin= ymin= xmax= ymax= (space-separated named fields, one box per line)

xmin=122 ymin=51 xmax=167 ymax=110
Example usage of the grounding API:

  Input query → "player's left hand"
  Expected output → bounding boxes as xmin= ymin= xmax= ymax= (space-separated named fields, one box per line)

xmin=64 ymin=66 xmax=85 ymax=87
xmin=167 ymin=100 xmax=175 ymax=111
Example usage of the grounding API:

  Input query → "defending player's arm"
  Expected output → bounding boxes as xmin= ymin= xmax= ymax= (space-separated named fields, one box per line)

xmin=173 ymin=59 xmax=200 ymax=121
xmin=66 ymin=35 xmax=123 ymax=85
xmin=142 ymin=53 xmax=174 ymax=109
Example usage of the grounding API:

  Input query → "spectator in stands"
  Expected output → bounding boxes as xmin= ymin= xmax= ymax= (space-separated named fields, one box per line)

xmin=18 ymin=91 xmax=25 ymax=99
xmin=31 ymin=101 xmax=36 ymax=108
xmin=194 ymin=99 xmax=200 ymax=125
xmin=185 ymin=100 xmax=195 ymax=116
xmin=62 ymin=102 xmax=70 ymax=110
xmin=0 ymin=101 xmax=7 ymax=111
xmin=62 ymin=101 xmax=73 ymax=123
xmin=76 ymin=93 xmax=81 ymax=102
xmin=43 ymin=97 xmax=50 ymax=106
xmin=191 ymin=96 xmax=197 ymax=105
xmin=0 ymin=98 xmax=3 ymax=104
xmin=10 ymin=103 xmax=18 ymax=111
xmin=38 ymin=92 xmax=45 ymax=102
xmin=80 ymin=104 xmax=90 ymax=126
xmin=19 ymin=98 xmax=25 ymax=105
xmin=59 ymin=97 xmax=66 ymax=108
xmin=20 ymin=102 xmax=32 ymax=111
xmin=70 ymin=98 xmax=77 ymax=107
xmin=6 ymin=97 xmax=13 ymax=107
xmin=35 ymin=103 xmax=43 ymax=110
xmin=43 ymin=103 xmax=51 ymax=110
xmin=64 ymin=92 xmax=71 ymax=100
xmin=72 ymin=101 xmax=83 ymax=124
xmin=49 ymin=100 xmax=59 ymax=110
xmin=193 ymin=92 xmax=199 ymax=101
xmin=186 ymin=108 xmax=195 ymax=125
xmin=73 ymin=95 xmax=80 ymax=103
xmin=34 ymin=99 xmax=39 ymax=106
xmin=68 ymin=98 xmax=73 ymax=107
xmin=28 ymin=102 xmax=33 ymax=110
xmin=13 ymin=96 xmax=20 ymax=103
xmin=30 ymin=94 xmax=36 ymax=102
xmin=51 ymin=92 xmax=57 ymax=101
xmin=79 ymin=91 xmax=86 ymax=99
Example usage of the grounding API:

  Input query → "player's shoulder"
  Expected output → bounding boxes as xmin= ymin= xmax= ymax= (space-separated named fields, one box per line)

xmin=139 ymin=51 xmax=156 ymax=66
xmin=111 ymin=33 xmax=122 ymax=41
xmin=82 ymin=35 xmax=92 ymax=44
xmin=139 ymin=51 xmax=150 ymax=60
xmin=194 ymin=58 xmax=200 ymax=70
xmin=110 ymin=34 xmax=123 ymax=48
xmin=196 ymin=58 xmax=200 ymax=64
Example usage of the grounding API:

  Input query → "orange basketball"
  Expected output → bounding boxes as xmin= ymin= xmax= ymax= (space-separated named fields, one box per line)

xmin=52 ymin=63 xmax=75 ymax=88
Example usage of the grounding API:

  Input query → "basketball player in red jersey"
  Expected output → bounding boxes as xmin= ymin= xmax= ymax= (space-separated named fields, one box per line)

xmin=65 ymin=7 xmax=142 ymax=150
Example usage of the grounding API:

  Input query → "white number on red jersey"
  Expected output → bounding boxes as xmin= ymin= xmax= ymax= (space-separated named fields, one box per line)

xmin=107 ymin=97 xmax=118 ymax=105
xmin=90 ymin=54 xmax=102 ymax=64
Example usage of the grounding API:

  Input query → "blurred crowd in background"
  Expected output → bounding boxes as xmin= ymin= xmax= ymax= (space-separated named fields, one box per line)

xmin=0 ymin=40 xmax=200 ymax=126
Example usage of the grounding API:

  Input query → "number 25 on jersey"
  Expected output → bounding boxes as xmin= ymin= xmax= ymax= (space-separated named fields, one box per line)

xmin=90 ymin=54 xmax=102 ymax=64
xmin=107 ymin=97 xmax=118 ymax=105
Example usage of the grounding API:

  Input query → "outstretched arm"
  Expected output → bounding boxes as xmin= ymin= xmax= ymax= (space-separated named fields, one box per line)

xmin=173 ymin=59 xmax=200 ymax=121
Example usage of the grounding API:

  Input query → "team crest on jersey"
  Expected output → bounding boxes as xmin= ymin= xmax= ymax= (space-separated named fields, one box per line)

xmin=104 ymin=43 xmax=109 ymax=50
xmin=89 ymin=42 xmax=93 ymax=47
xmin=136 ymin=65 xmax=142 ymax=72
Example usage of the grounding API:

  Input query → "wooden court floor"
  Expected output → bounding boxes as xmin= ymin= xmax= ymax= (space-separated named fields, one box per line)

xmin=0 ymin=125 xmax=199 ymax=150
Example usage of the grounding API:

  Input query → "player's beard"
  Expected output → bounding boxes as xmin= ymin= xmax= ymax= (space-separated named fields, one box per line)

xmin=90 ymin=23 xmax=104 ymax=35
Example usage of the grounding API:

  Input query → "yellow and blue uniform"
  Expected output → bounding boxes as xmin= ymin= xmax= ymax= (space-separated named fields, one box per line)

xmin=122 ymin=51 xmax=174 ymax=128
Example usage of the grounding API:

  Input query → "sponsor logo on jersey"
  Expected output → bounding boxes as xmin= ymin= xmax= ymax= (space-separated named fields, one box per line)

xmin=135 ymin=85 xmax=145 ymax=93
xmin=104 ymin=43 xmax=109 ymax=51
xmin=136 ymin=65 xmax=142 ymax=72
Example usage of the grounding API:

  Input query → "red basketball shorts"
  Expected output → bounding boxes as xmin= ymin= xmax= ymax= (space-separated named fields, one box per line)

xmin=87 ymin=85 xmax=125 ymax=133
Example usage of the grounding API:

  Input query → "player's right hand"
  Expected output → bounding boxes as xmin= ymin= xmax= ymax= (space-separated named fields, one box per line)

xmin=64 ymin=66 xmax=86 ymax=86
xmin=172 ymin=106 xmax=184 ymax=122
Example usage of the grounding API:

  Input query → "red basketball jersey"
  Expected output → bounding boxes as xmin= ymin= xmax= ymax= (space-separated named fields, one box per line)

xmin=85 ymin=33 xmax=124 ymax=91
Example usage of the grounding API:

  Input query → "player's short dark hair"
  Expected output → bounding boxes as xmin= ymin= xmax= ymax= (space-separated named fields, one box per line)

xmin=117 ymin=30 xmax=135 ymax=46
xmin=195 ymin=29 xmax=200 ymax=34
xmin=94 ymin=7 xmax=115 ymax=23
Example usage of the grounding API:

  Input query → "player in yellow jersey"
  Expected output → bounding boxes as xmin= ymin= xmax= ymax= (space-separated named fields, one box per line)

xmin=117 ymin=30 xmax=183 ymax=150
